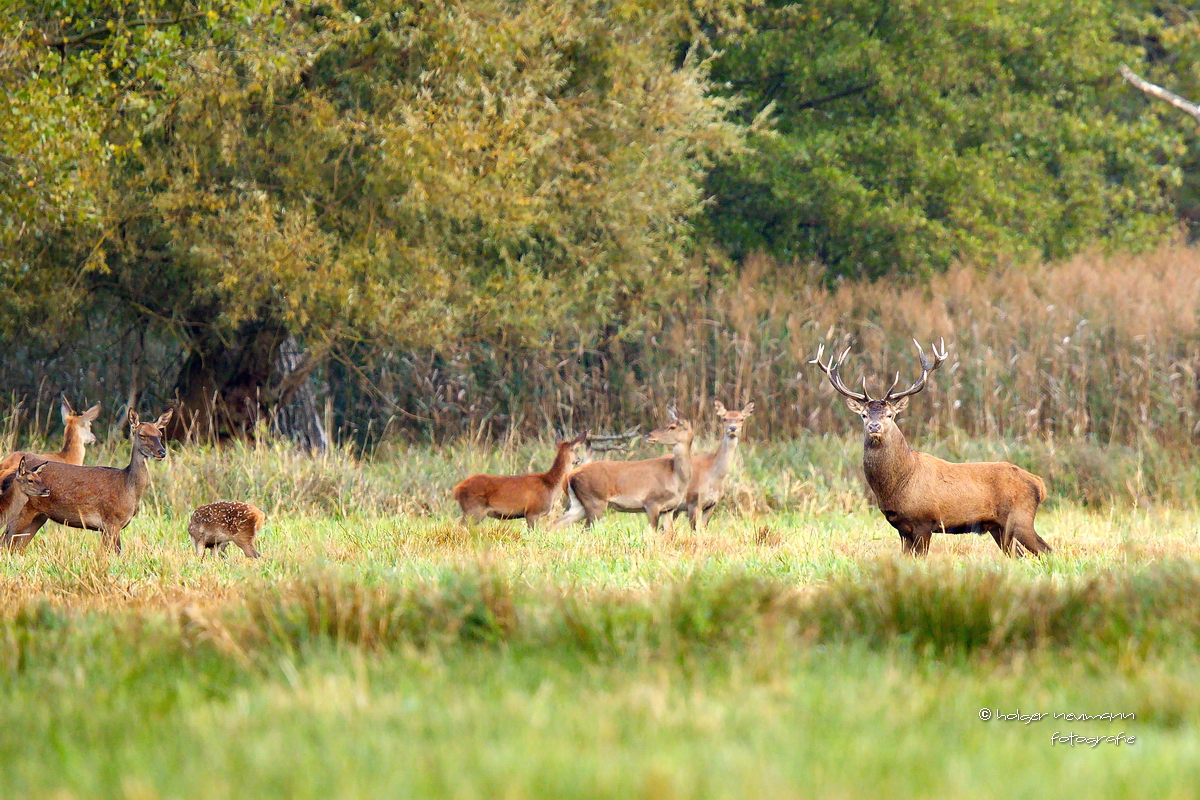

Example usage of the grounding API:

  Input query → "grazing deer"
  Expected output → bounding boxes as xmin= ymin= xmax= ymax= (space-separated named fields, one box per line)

xmin=0 ymin=457 xmax=50 ymax=528
xmin=452 ymin=431 xmax=589 ymax=528
xmin=0 ymin=400 xmax=101 ymax=477
xmin=674 ymin=401 xmax=755 ymax=530
xmin=553 ymin=408 xmax=694 ymax=532
xmin=2 ymin=409 xmax=174 ymax=554
xmin=811 ymin=340 xmax=1051 ymax=557
xmin=189 ymin=501 xmax=265 ymax=558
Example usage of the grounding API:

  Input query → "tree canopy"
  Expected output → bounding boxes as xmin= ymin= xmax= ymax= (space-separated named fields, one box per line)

xmin=700 ymin=0 xmax=1186 ymax=278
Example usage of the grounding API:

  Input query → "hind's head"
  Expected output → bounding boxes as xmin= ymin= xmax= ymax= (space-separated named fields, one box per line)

xmin=129 ymin=409 xmax=174 ymax=460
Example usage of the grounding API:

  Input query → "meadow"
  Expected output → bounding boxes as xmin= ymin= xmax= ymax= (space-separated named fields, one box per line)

xmin=1 ymin=434 xmax=1199 ymax=799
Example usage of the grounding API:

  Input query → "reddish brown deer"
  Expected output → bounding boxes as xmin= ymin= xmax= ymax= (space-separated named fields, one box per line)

xmin=0 ymin=457 xmax=51 ymax=528
xmin=811 ymin=340 xmax=1051 ymax=557
xmin=674 ymin=401 xmax=755 ymax=530
xmin=0 ymin=400 xmax=101 ymax=477
xmin=189 ymin=501 xmax=265 ymax=558
xmin=2 ymin=409 xmax=174 ymax=554
xmin=453 ymin=432 xmax=589 ymax=528
xmin=553 ymin=408 xmax=694 ymax=532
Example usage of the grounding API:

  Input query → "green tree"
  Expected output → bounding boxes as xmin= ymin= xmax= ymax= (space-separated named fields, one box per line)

xmin=1 ymin=0 xmax=746 ymax=442
xmin=700 ymin=0 xmax=1183 ymax=278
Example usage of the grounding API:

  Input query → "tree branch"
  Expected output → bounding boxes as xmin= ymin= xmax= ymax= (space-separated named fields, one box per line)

xmin=1120 ymin=64 xmax=1200 ymax=126
xmin=42 ymin=15 xmax=206 ymax=50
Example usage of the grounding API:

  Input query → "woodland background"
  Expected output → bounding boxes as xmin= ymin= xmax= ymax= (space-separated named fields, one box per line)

xmin=5 ymin=0 xmax=1200 ymax=449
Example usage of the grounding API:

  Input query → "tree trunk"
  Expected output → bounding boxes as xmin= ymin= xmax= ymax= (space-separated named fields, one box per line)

xmin=166 ymin=320 xmax=327 ymax=451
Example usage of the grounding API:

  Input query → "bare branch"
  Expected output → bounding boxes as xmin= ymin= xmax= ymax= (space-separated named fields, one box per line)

xmin=1119 ymin=64 xmax=1200 ymax=127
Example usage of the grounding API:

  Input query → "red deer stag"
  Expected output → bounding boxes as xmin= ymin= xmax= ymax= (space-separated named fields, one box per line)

xmin=674 ymin=401 xmax=755 ymax=530
xmin=452 ymin=431 xmax=589 ymax=528
xmin=553 ymin=408 xmax=694 ymax=532
xmin=810 ymin=340 xmax=1051 ymax=557
xmin=0 ymin=457 xmax=51 ymax=528
xmin=0 ymin=400 xmax=101 ymax=477
xmin=3 ymin=409 xmax=174 ymax=554
xmin=189 ymin=501 xmax=265 ymax=558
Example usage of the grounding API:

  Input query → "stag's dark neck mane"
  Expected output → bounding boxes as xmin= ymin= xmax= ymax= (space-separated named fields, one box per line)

xmin=862 ymin=427 xmax=919 ymax=503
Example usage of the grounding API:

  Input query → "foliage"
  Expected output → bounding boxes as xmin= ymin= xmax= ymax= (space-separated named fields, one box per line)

xmin=700 ymin=0 xmax=1185 ymax=278
xmin=1 ymin=0 xmax=747 ymax=354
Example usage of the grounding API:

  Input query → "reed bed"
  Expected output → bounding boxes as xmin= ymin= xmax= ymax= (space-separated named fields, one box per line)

xmin=360 ymin=244 xmax=1200 ymax=448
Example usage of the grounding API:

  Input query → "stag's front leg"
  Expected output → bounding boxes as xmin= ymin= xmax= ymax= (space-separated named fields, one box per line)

xmin=910 ymin=524 xmax=933 ymax=556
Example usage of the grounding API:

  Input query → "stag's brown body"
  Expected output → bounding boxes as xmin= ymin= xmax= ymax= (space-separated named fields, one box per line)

xmin=813 ymin=340 xmax=1051 ymax=556
xmin=862 ymin=426 xmax=1049 ymax=555
xmin=2 ymin=409 xmax=173 ymax=554
xmin=189 ymin=501 xmax=265 ymax=558
xmin=0 ymin=401 xmax=101 ymax=477
xmin=453 ymin=432 xmax=587 ymax=527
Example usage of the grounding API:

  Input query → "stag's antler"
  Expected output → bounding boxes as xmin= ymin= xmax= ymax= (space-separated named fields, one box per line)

xmin=809 ymin=343 xmax=869 ymax=403
xmin=885 ymin=339 xmax=948 ymax=402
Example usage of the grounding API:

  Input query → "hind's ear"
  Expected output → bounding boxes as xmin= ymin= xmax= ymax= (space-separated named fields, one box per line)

xmin=742 ymin=401 xmax=755 ymax=415
xmin=128 ymin=409 xmax=140 ymax=428
xmin=61 ymin=399 xmax=74 ymax=423
xmin=82 ymin=403 xmax=101 ymax=421
xmin=713 ymin=401 xmax=727 ymax=416
xmin=154 ymin=409 xmax=174 ymax=429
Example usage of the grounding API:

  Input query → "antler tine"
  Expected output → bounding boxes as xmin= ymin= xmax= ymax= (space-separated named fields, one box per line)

xmin=810 ymin=342 xmax=869 ymax=403
xmin=886 ymin=338 xmax=950 ymax=402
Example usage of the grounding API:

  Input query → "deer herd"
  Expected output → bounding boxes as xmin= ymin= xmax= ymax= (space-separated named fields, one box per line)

xmin=0 ymin=339 xmax=1054 ymax=560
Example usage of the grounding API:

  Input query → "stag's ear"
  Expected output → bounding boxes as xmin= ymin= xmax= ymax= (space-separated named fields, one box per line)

xmin=845 ymin=397 xmax=867 ymax=415
xmin=890 ymin=396 xmax=910 ymax=415
xmin=742 ymin=402 xmax=755 ymax=416
xmin=713 ymin=401 xmax=727 ymax=416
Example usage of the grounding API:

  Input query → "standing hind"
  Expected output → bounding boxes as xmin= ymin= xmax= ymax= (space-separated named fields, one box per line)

xmin=453 ymin=432 xmax=588 ymax=528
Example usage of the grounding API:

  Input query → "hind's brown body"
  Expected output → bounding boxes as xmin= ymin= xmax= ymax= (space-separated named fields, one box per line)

xmin=453 ymin=432 xmax=588 ymax=528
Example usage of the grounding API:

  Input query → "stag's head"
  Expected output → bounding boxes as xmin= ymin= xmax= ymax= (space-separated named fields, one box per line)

xmin=810 ymin=339 xmax=947 ymax=445
xmin=129 ymin=409 xmax=174 ymax=460
xmin=647 ymin=407 xmax=694 ymax=446
xmin=713 ymin=401 xmax=755 ymax=441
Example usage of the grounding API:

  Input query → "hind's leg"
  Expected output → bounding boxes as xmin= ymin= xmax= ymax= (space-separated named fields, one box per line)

xmin=5 ymin=512 xmax=48 ymax=552
xmin=552 ymin=488 xmax=589 ymax=530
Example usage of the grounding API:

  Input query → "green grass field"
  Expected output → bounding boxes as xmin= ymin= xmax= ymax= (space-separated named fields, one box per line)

xmin=1 ymin=438 xmax=1199 ymax=798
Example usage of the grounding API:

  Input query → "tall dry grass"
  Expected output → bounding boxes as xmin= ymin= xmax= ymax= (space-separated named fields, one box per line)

xmin=365 ymin=244 xmax=1200 ymax=447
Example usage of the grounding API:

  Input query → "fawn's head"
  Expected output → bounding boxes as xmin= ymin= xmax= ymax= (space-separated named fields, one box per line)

xmin=16 ymin=456 xmax=50 ymax=498
xmin=647 ymin=407 xmax=694 ymax=446
xmin=713 ymin=401 xmax=755 ymax=441
xmin=558 ymin=430 xmax=590 ymax=465
xmin=62 ymin=399 xmax=101 ymax=445
xmin=811 ymin=339 xmax=948 ymax=445
xmin=129 ymin=409 xmax=174 ymax=459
